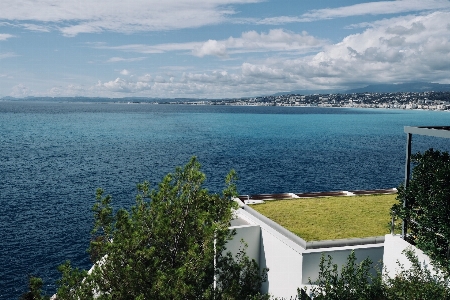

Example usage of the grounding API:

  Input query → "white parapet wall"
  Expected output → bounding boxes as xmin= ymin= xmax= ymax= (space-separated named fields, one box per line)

xmin=238 ymin=207 xmax=304 ymax=297
xmin=226 ymin=224 xmax=261 ymax=264
xmin=302 ymin=243 xmax=384 ymax=285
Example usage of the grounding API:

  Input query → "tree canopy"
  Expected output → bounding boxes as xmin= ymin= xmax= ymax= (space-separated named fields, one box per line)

xmin=393 ymin=148 xmax=450 ymax=274
xmin=49 ymin=157 xmax=267 ymax=300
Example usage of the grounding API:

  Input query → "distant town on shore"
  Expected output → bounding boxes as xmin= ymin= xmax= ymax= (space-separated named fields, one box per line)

xmin=3 ymin=82 xmax=450 ymax=111
xmin=165 ymin=91 xmax=450 ymax=111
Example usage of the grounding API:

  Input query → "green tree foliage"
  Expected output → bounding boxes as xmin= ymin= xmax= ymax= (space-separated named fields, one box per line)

xmin=20 ymin=276 xmax=50 ymax=300
xmin=393 ymin=148 xmax=450 ymax=274
xmin=53 ymin=157 xmax=267 ymax=299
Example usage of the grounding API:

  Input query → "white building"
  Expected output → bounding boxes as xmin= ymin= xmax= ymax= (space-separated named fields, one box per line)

xmin=228 ymin=200 xmax=434 ymax=299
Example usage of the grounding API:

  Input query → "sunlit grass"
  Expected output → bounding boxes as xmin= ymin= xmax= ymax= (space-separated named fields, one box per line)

xmin=251 ymin=194 xmax=398 ymax=241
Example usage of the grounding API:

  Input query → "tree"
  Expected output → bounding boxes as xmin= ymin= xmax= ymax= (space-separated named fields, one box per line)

xmin=20 ymin=276 xmax=50 ymax=300
xmin=54 ymin=157 xmax=267 ymax=299
xmin=393 ymin=148 xmax=450 ymax=274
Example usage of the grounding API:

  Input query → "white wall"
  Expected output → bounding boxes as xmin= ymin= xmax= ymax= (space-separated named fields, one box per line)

xmin=383 ymin=234 xmax=436 ymax=278
xmin=236 ymin=208 xmax=305 ymax=298
xmin=226 ymin=224 xmax=261 ymax=264
xmin=302 ymin=244 xmax=385 ymax=284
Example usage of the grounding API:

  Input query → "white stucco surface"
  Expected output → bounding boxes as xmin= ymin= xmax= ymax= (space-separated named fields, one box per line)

xmin=237 ymin=208 xmax=305 ymax=298
xmin=302 ymin=244 xmax=384 ymax=284
xmin=383 ymin=234 xmax=435 ymax=278
xmin=226 ymin=224 xmax=261 ymax=264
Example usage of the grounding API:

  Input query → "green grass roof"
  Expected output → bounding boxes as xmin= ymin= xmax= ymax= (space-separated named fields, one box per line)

xmin=251 ymin=194 xmax=397 ymax=241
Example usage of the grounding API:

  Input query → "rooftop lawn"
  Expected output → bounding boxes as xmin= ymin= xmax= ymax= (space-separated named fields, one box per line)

xmin=251 ymin=194 xmax=398 ymax=241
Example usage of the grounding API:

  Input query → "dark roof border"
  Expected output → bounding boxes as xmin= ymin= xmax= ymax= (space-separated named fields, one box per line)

xmin=404 ymin=126 xmax=450 ymax=138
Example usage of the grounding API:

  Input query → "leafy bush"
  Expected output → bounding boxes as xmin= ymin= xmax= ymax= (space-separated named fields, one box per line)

xmin=384 ymin=248 xmax=450 ymax=300
xmin=297 ymin=249 xmax=450 ymax=300
xmin=393 ymin=148 xmax=450 ymax=274
xmin=299 ymin=251 xmax=384 ymax=300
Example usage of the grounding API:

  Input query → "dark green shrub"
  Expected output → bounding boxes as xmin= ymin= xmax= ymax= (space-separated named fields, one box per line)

xmin=384 ymin=248 xmax=450 ymax=300
xmin=299 ymin=251 xmax=385 ymax=300
xmin=393 ymin=148 xmax=450 ymax=274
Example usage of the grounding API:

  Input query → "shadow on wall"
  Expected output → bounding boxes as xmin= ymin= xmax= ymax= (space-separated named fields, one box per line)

xmin=259 ymin=231 xmax=269 ymax=294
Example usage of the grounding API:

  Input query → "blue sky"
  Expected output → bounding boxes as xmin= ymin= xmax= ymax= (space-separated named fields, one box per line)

xmin=1 ymin=0 xmax=450 ymax=98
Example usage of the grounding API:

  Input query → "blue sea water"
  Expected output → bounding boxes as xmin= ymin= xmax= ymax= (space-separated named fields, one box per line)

xmin=0 ymin=101 xmax=449 ymax=298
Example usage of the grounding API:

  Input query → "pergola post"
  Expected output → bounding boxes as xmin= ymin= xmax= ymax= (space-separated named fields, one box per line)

xmin=402 ymin=133 xmax=412 ymax=239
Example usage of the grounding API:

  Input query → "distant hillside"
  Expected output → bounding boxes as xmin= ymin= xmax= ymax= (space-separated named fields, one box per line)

xmin=345 ymin=82 xmax=450 ymax=93
xmin=271 ymin=82 xmax=450 ymax=97
xmin=272 ymin=89 xmax=338 ymax=96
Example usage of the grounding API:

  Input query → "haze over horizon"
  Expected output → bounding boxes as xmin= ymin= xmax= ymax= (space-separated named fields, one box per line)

xmin=1 ymin=0 xmax=450 ymax=99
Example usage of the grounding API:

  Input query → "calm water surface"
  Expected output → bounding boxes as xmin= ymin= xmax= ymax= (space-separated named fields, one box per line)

xmin=1 ymin=101 xmax=449 ymax=298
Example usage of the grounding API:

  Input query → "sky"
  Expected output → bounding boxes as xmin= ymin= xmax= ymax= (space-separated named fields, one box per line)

xmin=1 ymin=0 xmax=450 ymax=99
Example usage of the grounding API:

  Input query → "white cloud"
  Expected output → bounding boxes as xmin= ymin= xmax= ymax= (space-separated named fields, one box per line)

xmin=107 ymin=57 xmax=146 ymax=63
xmin=87 ymin=11 xmax=450 ymax=97
xmin=239 ymin=11 xmax=450 ymax=89
xmin=10 ymin=84 xmax=32 ymax=97
xmin=192 ymin=29 xmax=325 ymax=57
xmin=0 ymin=33 xmax=14 ymax=40
xmin=0 ymin=52 xmax=17 ymax=59
xmin=0 ymin=0 xmax=262 ymax=36
xmin=21 ymin=23 xmax=51 ymax=32
xmin=120 ymin=69 xmax=130 ymax=75
xmin=237 ymin=0 xmax=450 ymax=25
xmin=100 ymin=29 xmax=326 ymax=58
xmin=302 ymin=0 xmax=450 ymax=21
xmin=193 ymin=40 xmax=228 ymax=58
xmin=96 ymin=78 xmax=152 ymax=93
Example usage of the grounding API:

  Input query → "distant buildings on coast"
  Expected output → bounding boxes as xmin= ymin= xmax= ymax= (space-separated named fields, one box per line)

xmin=166 ymin=91 xmax=450 ymax=111
xmin=3 ymin=91 xmax=449 ymax=111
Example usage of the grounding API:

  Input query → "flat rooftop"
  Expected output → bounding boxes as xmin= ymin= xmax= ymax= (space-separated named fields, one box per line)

xmin=249 ymin=193 xmax=397 ymax=241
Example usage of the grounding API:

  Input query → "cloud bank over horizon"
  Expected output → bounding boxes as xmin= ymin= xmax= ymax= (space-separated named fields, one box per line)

xmin=1 ymin=0 xmax=450 ymax=98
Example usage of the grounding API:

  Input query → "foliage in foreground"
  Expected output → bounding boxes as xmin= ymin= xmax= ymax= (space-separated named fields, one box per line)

xmin=298 ymin=249 xmax=450 ymax=300
xmin=393 ymin=148 xmax=450 ymax=275
xmin=19 ymin=276 xmax=50 ymax=300
xmin=299 ymin=251 xmax=384 ymax=300
xmin=22 ymin=157 xmax=268 ymax=300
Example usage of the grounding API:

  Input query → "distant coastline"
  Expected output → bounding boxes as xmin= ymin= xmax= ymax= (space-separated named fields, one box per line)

xmin=2 ymin=90 xmax=449 ymax=112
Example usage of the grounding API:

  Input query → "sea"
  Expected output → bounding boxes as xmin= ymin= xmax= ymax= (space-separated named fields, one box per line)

xmin=1 ymin=100 xmax=449 ymax=299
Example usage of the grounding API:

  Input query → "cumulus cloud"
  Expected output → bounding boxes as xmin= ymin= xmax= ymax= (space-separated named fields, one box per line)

xmin=192 ymin=29 xmax=326 ymax=57
xmin=88 ymin=10 xmax=450 ymax=97
xmin=238 ymin=11 xmax=450 ymax=90
xmin=193 ymin=40 xmax=228 ymax=58
xmin=0 ymin=0 xmax=262 ymax=36
xmin=96 ymin=78 xmax=152 ymax=93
